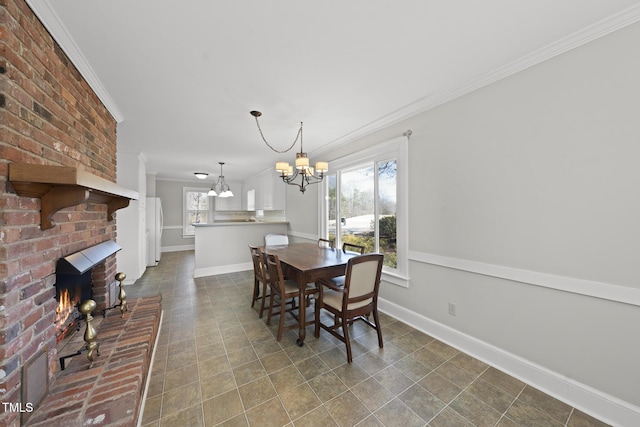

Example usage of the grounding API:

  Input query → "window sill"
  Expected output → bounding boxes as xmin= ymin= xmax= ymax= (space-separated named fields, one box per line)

xmin=382 ymin=270 xmax=410 ymax=288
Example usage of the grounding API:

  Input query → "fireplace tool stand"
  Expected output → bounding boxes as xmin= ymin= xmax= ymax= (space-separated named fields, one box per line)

xmin=103 ymin=272 xmax=128 ymax=317
xmin=59 ymin=299 xmax=100 ymax=370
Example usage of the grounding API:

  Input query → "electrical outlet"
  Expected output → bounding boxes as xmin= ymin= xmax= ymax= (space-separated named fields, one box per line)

xmin=448 ymin=302 xmax=456 ymax=316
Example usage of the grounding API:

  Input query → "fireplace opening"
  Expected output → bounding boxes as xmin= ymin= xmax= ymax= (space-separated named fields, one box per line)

xmin=55 ymin=270 xmax=92 ymax=342
xmin=53 ymin=240 xmax=122 ymax=342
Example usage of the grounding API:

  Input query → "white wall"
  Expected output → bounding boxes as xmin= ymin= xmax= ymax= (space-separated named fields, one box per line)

xmin=285 ymin=181 xmax=319 ymax=242
xmin=287 ymin=20 xmax=640 ymax=425
xmin=146 ymin=173 xmax=157 ymax=197
xmin=116 ymin=152 xmax=147 ymax=283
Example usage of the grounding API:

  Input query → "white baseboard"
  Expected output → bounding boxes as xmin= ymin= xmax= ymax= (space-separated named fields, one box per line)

xmin=194 ymin=262 xmax=252 ymax=278
xmin=161 ymin=244 xmax=195 ymax=253
xmin=378 ymin=297 xmax=640 ymax=427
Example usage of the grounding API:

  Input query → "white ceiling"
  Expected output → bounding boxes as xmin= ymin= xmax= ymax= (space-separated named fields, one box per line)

xmin=28 ymin=0 xmax=640 ymax=182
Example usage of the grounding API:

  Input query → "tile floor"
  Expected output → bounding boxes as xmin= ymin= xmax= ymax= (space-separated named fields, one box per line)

xmin=131 ymin=251 xmax=609 ymax=427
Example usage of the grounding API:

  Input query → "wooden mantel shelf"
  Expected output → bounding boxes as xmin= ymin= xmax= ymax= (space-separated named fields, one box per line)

xmin=8 ymin=163 xmax=139 ymax=230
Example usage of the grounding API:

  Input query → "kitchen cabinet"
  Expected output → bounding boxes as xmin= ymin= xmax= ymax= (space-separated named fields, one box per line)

xmin=244 ymin=168 xmax=286 ymax=210
xmin=214 ymin=182 xmax=242 ymax=210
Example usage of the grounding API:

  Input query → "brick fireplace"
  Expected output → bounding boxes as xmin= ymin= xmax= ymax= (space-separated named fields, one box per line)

xmin=54 ymin=241 xmax=122 ymax=343
xmin=0 ymin=1 xmax=136 ymax=426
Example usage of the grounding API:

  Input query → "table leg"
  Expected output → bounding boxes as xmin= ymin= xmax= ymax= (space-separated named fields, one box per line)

xmin=296 ymin=286 xmax=306 ymax=347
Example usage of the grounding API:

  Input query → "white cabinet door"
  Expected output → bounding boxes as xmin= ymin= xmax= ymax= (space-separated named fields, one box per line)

xmin=215 ymin=183 xmax=242 ymax=210
xmin=271 ymin=172 xmax=286 ymax=210
xmin=244 ymin=169 xmax=286 ymax=211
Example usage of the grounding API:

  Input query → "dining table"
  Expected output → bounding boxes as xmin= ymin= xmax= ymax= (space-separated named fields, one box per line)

xmin=262 ymin=242 xmax=359 ymax=346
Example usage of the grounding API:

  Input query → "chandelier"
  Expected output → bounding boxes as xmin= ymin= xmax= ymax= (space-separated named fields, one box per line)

xmin=250 ymin=111 xmax=328 ymax=193
xmin=207 ymin=162 xmax=234 ymax=197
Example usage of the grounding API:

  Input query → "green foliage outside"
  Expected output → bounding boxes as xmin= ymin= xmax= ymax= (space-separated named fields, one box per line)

xmin=378 ymin=215 xmax=397 ymax=268
xmin=329 ymin=215 xmax=397 ymax=268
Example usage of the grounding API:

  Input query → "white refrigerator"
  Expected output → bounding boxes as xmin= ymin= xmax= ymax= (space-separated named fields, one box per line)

xmin=146 ymin=197 xmax=163 ymax=267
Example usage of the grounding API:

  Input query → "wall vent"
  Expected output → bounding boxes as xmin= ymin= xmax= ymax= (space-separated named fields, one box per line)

xmin=21 ymin=350 xmax=48 ymax=425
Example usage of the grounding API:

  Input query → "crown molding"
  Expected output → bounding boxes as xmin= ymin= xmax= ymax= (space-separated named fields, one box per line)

xmin=25 ymin=0 xmax=124 ymax=123
xmin=316 ymin=4 xmax=640 ymax=155
xmin=26 ymin=2 xmax=640 ymax=133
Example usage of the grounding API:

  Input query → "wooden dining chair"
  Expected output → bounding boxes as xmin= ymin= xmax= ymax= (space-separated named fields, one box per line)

xmin=298 ymin=238 xmax=336 ymax=305
xmin=265 ymin=233 xmax=289 ymax=246
xmin=342 ymin=242 xmax=365 ymax=254
xmin=314 ymin=253 xmax=384 ymax=363
xmin=327 ymin=242 xmax=366 ymax=288
xmin=249 ymin=245 xmax=270 ymax=317
xmin=318 ymin=238 xmax=335 ymax=249
xmin=264 ymin=253 xmax=303 ymax=341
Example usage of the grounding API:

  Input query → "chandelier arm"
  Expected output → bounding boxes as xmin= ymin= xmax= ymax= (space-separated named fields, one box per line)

xmin=302 ymin=169 xmax=324 ymax=181
xmin=254 ymin=116 xmax=302 ymax=154
xmin=281 ymin=168 xmax=300 ymax=184
xmin=280 ymin=169 xmax=324 ymax=190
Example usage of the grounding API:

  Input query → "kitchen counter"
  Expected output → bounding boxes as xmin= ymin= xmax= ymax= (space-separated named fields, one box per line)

xmin=193 ymin=222 xmax=289 ymax=277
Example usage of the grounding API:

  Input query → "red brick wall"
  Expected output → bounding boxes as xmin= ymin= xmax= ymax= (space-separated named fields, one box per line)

xmin=1 ymin=1 xmax=120 ymax=425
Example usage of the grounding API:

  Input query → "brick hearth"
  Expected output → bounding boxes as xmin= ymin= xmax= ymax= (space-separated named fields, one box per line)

xmin=25 ymin=296 xmax=162 ymax=427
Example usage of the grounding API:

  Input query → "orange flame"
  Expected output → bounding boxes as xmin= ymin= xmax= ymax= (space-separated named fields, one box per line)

xmin=55 ymin=289 xmax=77 ymax=331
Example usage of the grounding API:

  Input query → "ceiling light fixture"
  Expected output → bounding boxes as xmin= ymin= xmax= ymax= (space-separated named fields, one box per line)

xmin=207 ymin=162 xmax=234 ymax=197
xmin=250 ymin=110 xmax=328 ymax=194
xmin=194 ymin=172 xmax=208 ymax=179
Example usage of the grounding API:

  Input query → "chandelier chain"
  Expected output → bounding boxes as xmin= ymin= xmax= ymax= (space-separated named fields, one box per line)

xmin=250 ymin=110 xmax=326 ymax=194
xmin=254 ymin=116 xmax=302 ymax=153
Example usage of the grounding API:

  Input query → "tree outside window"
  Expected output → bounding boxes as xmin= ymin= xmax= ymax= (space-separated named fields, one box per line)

xmin=184 ymin=189 xmax=209 ymax=235
xmin=326 ymin=159 xmax=397 ymax=268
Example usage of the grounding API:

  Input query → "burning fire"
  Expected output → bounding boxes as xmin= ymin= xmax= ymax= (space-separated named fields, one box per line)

xmin=55 ymin=288 xmax=79 ymax=332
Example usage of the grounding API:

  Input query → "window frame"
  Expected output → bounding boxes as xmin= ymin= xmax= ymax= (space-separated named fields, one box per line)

xmin=182 ymin=186 xmax=214 ymax=237
xmin=319 ymin=135 xmax=410 ymax=287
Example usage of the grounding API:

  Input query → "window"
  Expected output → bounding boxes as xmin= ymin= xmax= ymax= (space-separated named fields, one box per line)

xmin=326 ymin=160 xmax=397 ymax=268
xmin=321 ymin=135 xmax=408 ymax=285
xmin=183 ymin=187 xmax=211 ymax=236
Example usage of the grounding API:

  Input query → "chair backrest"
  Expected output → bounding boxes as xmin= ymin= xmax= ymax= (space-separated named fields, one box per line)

xmin=265 ymin=253 xmax=286 ymax=297
xmin=343 ymin=253 xmax=384 ymax=309
xmin=342 ymin=242 xmax=365 ymax=254
xmin=265 ymin=233 xmax=289 ymax=246
xmin=318 ymin=238 xmax=335 ymax=249
xmin=249 ymin=245 xmax=267 ymax=282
